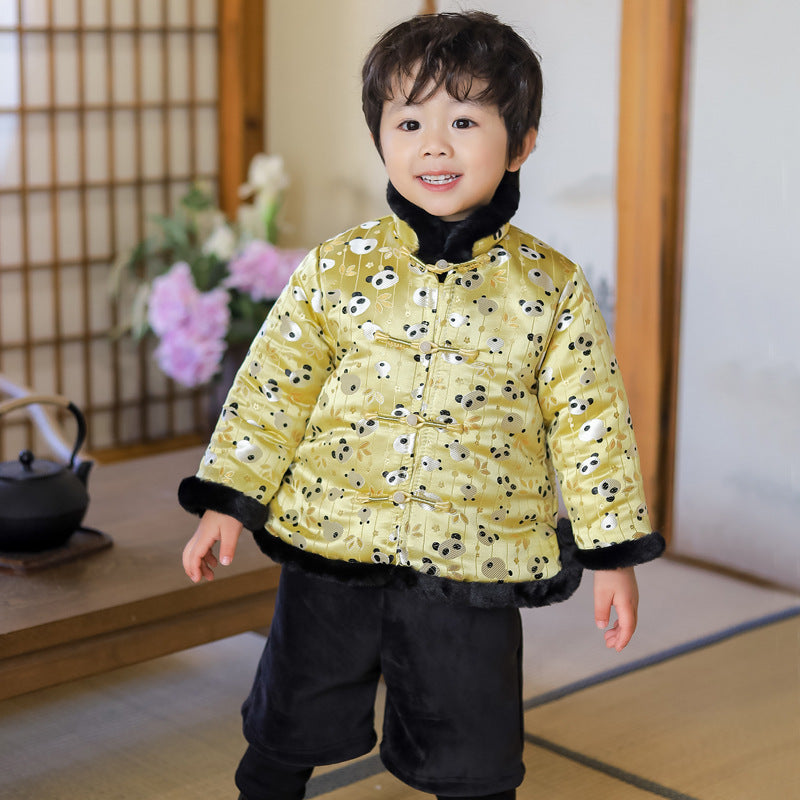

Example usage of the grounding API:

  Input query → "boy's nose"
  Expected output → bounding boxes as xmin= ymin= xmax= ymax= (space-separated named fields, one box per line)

xmin=419 ymin=130 xmax=452 ymax=158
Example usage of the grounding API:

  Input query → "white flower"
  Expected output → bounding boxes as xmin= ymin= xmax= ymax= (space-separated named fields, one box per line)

xmin=238 ymin=153 xmax=288 ymax=203
xmin=236 ymin=203 xmax=265 ymax=241
xmin=195 ymin=207 xmax=227 ymax=243
xmin=202 ymin=223 xmax=237 ymax=261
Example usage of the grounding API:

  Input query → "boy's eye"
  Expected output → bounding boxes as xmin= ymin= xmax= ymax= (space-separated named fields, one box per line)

xmin=453 ymin=118 xmax=475 ymax=129
xmin=399 ymin=120 xmax=420 ymax=131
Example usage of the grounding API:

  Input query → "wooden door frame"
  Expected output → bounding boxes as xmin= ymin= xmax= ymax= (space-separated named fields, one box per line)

xmin=615 ymin=0 xmax=692 ymax=544
xmin=217 ymin=0 xmax=266 ymax=217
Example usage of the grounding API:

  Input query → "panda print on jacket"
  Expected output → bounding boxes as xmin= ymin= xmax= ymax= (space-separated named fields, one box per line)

xmin=191 ymin=215 xmax=656 ymax=598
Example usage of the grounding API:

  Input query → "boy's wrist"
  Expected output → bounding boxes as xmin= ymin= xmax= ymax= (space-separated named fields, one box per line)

xmin=179 ymin=476 xmax=269 ymax=532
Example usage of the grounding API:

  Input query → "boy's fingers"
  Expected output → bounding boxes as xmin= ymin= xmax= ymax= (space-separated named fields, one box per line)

xmin=611 ymin=600 xmax=637 ymax=651
xmin=182 ymin=514 xmax=243 ymax=581
xmin=594 ymin=590 xmax=612 ymax=629
xmin=183 ymin=534 xmax=216 ymax=582
xmin=218 ymin=527 xmax=241 ymax=567
xmin=182 ymin=546 xmax=200 ymax=582
xmin=199 ymin=558 xmax=215 ymax=581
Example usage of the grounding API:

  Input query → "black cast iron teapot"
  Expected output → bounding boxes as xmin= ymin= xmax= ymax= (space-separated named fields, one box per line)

xmin=0 ymin=394 xmax=93 ymax=552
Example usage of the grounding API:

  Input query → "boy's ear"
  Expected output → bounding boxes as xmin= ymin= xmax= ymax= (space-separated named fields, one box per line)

xmin=507 ymin=128 xmax=538 ymax=172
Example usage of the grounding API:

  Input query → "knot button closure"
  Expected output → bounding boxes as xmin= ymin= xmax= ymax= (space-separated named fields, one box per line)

xmin=392 ymin=491 xmax=408 ymax=504
xmin=418 ymin=340 xmax=434 ymax=354
xmin=406 ymin=413 xmax=420 ymax=427
xmin=435 ymin=259 xmax=449 ymax=270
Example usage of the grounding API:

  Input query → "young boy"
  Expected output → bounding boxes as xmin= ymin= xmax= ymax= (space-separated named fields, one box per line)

xmin=180 ymin=12 xmax=665 ymax=800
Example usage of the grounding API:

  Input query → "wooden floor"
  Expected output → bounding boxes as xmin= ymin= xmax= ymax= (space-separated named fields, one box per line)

xmin=0 ymin=559 xmax=798 ymax=800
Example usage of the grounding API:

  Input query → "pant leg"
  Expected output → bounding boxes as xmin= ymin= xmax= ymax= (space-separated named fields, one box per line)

xmin=241 ymin=565 xmax=384 ymax=765
xmin=236 ymin=745 xmax=313 ymax=800
xmin=379 ymin=586 xmax=525 ymax=796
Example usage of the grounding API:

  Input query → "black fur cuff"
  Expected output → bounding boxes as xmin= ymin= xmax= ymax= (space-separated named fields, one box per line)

xmin=574 ymin=531 xmax=666 ymax=570
xmin=177 ymin=476 xmax=269 ymax=532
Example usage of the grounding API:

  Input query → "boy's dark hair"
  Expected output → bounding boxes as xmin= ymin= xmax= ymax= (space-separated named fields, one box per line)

xmin=362 ymin=11 xmax=542 ymax=161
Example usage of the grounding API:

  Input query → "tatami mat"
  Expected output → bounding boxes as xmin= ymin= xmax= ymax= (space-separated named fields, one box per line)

xmin=0 ymin=559 xmax=798 ymax=799
xmin=525 ymin=613 xmax=800 ymax=800
xmin=0 ymin=638 xmax=263 ymax=800
xmin=518 ymin=557 xmax=800 ymax=696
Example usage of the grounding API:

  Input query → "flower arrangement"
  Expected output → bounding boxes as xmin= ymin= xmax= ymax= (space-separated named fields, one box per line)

xmin=111 ymin=154 xmax=305 ymax=387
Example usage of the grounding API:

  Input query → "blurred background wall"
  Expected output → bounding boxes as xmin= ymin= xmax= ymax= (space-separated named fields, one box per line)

xmin=673 ymin=0 xmax=800 ymax=588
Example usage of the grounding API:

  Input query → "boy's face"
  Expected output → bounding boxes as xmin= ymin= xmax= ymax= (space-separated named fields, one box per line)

xmin=379 ymin=77 xmax=534 ymax=222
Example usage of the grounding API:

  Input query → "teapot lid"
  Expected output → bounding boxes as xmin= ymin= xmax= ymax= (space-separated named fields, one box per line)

xmin=0 ymin=450 xmax=64 ymax=481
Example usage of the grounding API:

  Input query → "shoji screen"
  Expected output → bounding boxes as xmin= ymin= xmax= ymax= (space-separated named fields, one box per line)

xmin=0 ymin=0 xmax=220 ymax=460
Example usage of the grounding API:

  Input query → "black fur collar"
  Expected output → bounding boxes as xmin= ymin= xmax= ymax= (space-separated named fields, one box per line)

xmin=387 ymin=169 xmax=520 ymax=264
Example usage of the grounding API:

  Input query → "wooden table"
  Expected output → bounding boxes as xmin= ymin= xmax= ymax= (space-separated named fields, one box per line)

xmin=0 ymin=447 xmax=280 ymax=700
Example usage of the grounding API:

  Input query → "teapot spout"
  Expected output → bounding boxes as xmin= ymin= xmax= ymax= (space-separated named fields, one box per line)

xmin=74 ymin=459 xmax=93 ymax=486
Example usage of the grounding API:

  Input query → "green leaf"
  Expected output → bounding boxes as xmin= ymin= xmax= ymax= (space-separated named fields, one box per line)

xmin=226 ymin=316 xmax=261 ymax=344
xmin=130 ymin=284 xmax=152 ymax=339
xmin=206 ymin=255 xmax=229 ymax=288
xmin=225 ymin=294 xmax=273 ymax=344
xmin=262 ymin=198 xmax=280 ymax=244
xmin=151 ymin=214 xmax=192 ymax=252
xmin=180 ymin=184 xmax=216 ymax=212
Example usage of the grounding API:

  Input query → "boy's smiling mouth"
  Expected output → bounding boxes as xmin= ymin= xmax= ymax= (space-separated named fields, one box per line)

xmin=418 ymin=173 xmax=461 ymax=187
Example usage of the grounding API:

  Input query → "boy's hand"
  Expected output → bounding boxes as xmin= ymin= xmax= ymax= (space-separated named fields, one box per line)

xmin=593 ymin=566 xmax=639 ymax=652
xmin=182 ymin=510 xmax=243 ymax=583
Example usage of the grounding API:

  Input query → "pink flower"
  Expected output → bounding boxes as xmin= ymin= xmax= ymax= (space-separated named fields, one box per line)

xmin=147 ymin=262 xmax=197 ymax=336
xmin=154 ymin=330 xmax=227 ymax=387
xmin=225 ymin=240 xmax=304 ymax=302
xmin=147 ymin=262 xmax=232 ymax=387
xmin=189 ymin=288 xmax=231 ymax=341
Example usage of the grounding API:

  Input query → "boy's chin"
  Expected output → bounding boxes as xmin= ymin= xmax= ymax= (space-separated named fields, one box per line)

xmin=411 ymin=188 xmax=495 ymax=221
xmin=414 ymin=199 xmax=480 ymax=222
xmin=438 ymin=209 xmax=474 ymax=222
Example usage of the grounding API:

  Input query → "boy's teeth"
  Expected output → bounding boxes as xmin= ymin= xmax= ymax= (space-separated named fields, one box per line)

xmin=420 ymin=174 xmax=458 ymax=185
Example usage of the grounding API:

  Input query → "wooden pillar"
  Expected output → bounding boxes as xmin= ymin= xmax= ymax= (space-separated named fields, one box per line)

xmin=615 ymin=0 xmax=691 ymax=543
xmin=217 ymin=0 xmax=266 ymax=217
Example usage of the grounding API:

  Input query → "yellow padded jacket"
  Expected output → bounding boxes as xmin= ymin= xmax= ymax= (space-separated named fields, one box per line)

xmin=179 ymin=212 xmax=664 ymax=607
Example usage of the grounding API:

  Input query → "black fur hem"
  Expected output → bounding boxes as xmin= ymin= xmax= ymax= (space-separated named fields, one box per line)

xmin=387 ymin=170 xmax=520 ymax=264
xmin=574 ymin=531 xmax=666 ymax=570
xmin=178 ymin=476 xmax=269 ymax=532
xmin=252 ymin=517 xmax=584 ymax=610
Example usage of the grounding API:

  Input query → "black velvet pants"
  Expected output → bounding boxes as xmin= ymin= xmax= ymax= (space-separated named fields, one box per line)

xmin=236 ymin=564 xmax=524 ymax=798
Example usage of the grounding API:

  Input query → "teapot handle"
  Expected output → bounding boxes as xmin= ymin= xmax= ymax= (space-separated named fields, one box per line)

xmin=0 ymin=394 xmax=87 ymax=469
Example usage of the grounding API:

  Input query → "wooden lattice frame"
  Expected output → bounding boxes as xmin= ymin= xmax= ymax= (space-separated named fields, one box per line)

xmin=0 ymin=0 xmax=264 ymax=462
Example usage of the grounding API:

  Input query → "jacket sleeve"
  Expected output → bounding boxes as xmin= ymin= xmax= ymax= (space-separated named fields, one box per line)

xmin=537 ymin=259 xmax=665 ymax=569
xmin=178 ymin=247 xmax=336 ymax=530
